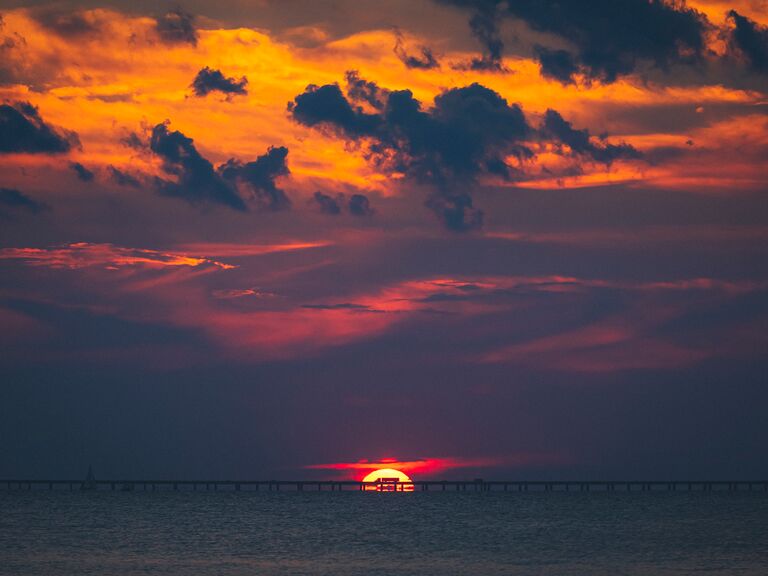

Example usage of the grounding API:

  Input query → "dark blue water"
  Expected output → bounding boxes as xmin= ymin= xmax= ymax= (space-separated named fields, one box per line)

xmin=1 ymin=491 xmax=767 ymax=575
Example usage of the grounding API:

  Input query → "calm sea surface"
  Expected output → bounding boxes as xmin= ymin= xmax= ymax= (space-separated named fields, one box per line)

xmin=1 ymin=491 xmax=767 ymax=575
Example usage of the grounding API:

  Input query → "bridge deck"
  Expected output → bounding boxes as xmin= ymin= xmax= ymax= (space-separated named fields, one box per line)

xmin=2 ymin=480 xmax=767 ymax=492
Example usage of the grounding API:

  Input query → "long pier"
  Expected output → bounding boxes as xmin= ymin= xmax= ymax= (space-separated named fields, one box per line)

xmin=1 ymin=479 xmax=767 ymax=492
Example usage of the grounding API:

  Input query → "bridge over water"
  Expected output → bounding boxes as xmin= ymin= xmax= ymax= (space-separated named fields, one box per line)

xmin=2 ymin=479 xmax=768 ymax=492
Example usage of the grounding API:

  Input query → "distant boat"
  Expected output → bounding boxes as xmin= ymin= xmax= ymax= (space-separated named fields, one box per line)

xmin=81 ymin=465 xmax=96 ymax=491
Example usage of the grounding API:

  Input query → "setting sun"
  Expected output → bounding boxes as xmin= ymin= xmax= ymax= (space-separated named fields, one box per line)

xmin=362 ymin=468 xmax=414 ymax=492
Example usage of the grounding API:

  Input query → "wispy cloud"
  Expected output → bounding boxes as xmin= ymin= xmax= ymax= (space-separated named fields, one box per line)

xmin=175 ymin=241 xmax=332 ymax=258
xmin=0 ymin=242 xmax=234 ymax=270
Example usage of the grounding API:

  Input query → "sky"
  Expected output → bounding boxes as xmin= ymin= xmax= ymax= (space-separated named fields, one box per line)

xmin=0 ymin=0 xmax=767 ymax=481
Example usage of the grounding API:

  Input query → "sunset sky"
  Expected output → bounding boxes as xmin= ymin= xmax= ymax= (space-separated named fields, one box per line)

xmin=1 ymin=0 xmax=767 ymax=481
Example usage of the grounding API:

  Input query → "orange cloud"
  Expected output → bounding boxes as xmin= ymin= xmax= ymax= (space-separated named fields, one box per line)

xmin=0 ymin=242 xmax=234 ymax=270
xmin=1 ymin=5 xmax=764 ymax=205
xmin=175 ymin=241 xmax=332 ymax=257
xmin=688 ymin=0 xmax=768 ymax=25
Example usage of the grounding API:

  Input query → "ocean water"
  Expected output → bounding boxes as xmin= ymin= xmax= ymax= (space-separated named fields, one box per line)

xmin=1 ymin=491 xmax=767 ymax=575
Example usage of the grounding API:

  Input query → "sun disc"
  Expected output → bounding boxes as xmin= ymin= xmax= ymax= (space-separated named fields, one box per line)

xmin=362 ymin=468 xmax=414 ymax=491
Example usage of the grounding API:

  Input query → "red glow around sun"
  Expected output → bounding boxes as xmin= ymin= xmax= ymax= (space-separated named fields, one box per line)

xmin=306 ymin=456 xmax=504 ymax=480
xmin=305 ymin=454 xmax=568 ymax=481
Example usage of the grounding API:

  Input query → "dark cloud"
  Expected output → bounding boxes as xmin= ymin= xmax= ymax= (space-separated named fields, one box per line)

xmin=191 ymin=67 xmax=248 ymax=97
xmin=0 ymin=187 xmax=47 ymax=217
xmin=155 ymin=8 xmax=197 ymax=46
xmin=290 ymin=80 xmax=530 ymax=183
xmin=0 ymin=101 xmax=79 ymax=154
xmin=441 ymin=1 xmax=507 ymax=72
xmin=310 ymin=190 xmax=374 ymax=216
xmin=393 ymin=32 xmax=440 ymax=70
xmin=289 ymin=77 xmax=530 ymax=230
xmin=442 ymin=0 xmax=708 ymax=83
xmin=218 ymin=146 xmax=291 ymax=211
xmin=345 ymin=70 xmax=387 ymax=110
xmin=534 ymin=46 xmax=579 ymax=85
xmin=541 ymin=109 xmax=641 ymax=164
xmin=288 ymin=83 xmax=381 ymax=137
xmin=85 ymin=93 xmax=135 ymax=103
xmin=121 ymin=131 xmax=145 ymax=150
xmin=150 ymin=122 xmax=290 ymax=211
xmin=30 ymin=8 xmax=101 ymax=37
xmin=290 ymin=74 xmax=647 ymax=228
xmin=464 ymin=7 xmax=506 ymax=71
xmin=348 ymin=194 xmax=374 ymax=217
xmin=108 ymin=165 xmax=141 ymax=188
xmin=150 ymin=122 xmax=247 ymax=211
xmin=312 ymin=191 xmax=342 ymax=215
xmin=425 ymin=192 xmax=482 ymax=231
xmin=69 ymin=162 xmax=94 ymax=182
xmin=726 ymin=11 xmax=768 ymax=74
xmin=426 ymin=84 xmax=532 ymax=176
